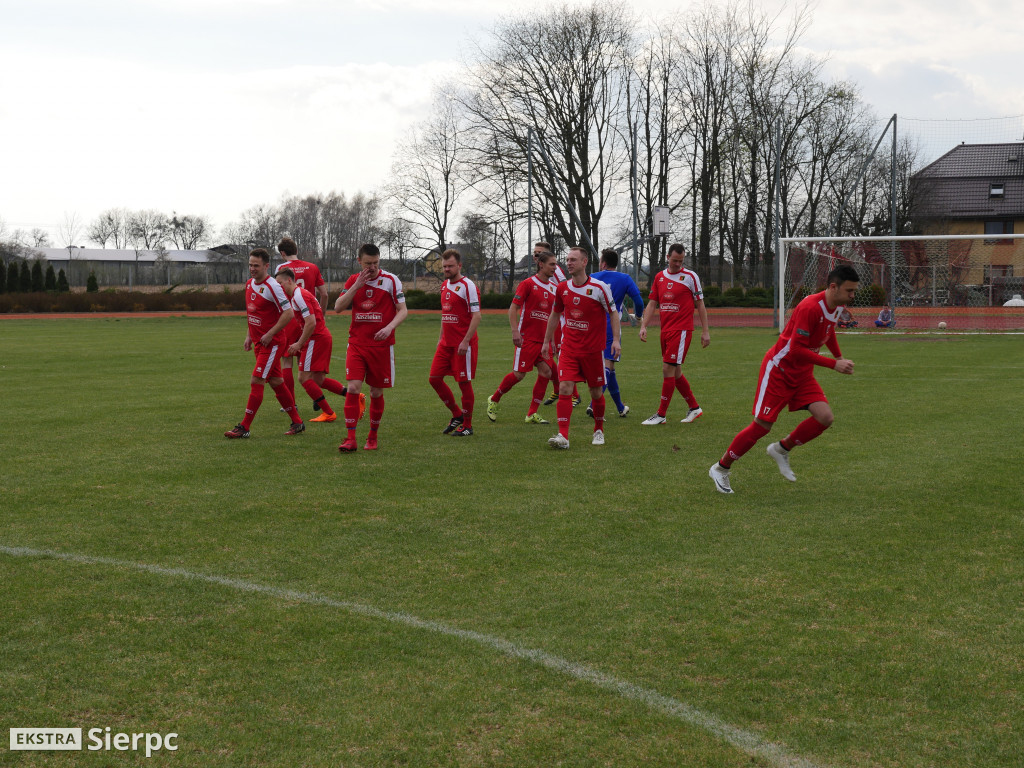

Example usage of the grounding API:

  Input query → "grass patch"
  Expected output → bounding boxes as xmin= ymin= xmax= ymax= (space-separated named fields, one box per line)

xmin=0 ymin=316 xmax=1021 ymax=766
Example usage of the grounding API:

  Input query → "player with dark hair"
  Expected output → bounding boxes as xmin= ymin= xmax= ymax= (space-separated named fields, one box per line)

xmin=275 ymin=236 xmax=327 ymax=408
xmin=429 ymin=249 xmax=481 ymax=437
xmin=334 ymin=243 xmax=408 ymax=451
xmin=639 ymin=243 xmax=710 ymax=425
xmin=541 ymin=246 xmax=619 ymax=449
xmin=276 ymin=267 xmax=345 ymax=422
xmin=709 ymin=264 xmax=860 ymax=493
xmin=224 ymin=248 xmax=304 ymax=438
xmin=486 ymin=251 xmax=558 ymax=424
xmin=589 ymin=247 xmax=644 ymax=417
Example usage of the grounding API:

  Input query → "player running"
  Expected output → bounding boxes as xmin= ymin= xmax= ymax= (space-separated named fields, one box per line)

xmin=639 ymin=243 xmax=710 ymax=425
xmin=276 ymin=267 xmax=346 ymax=422
xmin=334 ymin=244 xmax=408 ymax=452
xmin=274 ymin=237 xmax=327 ymax=408
xmin=429 ymin=249 xmax=482 ymax=437
xmin=709 ymin=264 xmax=859 ymax=494
xmin=486 ymin=251 xmax=558 ymax=424
xmin=588 ymin=247 xmax=645 ymax=417
xmin=224 ymin=248 xmax=304 ymax=439
xmin=541 ymin=246 xmax=620 ymax=449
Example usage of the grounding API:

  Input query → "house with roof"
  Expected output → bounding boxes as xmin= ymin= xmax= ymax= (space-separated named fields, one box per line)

xmin=911 ymin=142 xmax=1024 ymax=298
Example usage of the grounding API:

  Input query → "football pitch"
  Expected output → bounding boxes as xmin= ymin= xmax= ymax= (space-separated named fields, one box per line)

xmin=1 ymin=314 xmax=1021 ymax=767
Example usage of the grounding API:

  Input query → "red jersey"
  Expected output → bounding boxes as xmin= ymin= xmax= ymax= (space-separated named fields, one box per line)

xmin=554 ymin=277 xmax=615 ymax=354
xmin=649 ymin=268 xmax=702 ymax=332
xmin=439 ymin=277 xmax=481 ymax=347
xmin=765 ymin=290 xmax=843 ymax=380
xmin=245 ymin=276 xmax=293 ymax=344
xmin=512 ymin=275 xmax=557 ymax=342
xmin=288 ymin=286 xmax=329 ymax=339
xmin=343 ymin=269 xmax=405 ymax=347
xmin=276 ymin=259 xmax=325 ymax=294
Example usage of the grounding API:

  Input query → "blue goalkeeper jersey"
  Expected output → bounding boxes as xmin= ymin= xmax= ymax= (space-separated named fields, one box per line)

xmin=591 ymin=270 xmax=645 ymax=341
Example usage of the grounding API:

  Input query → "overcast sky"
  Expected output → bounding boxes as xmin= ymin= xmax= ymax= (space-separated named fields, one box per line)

xmin=1 ymin=0 xmax=1022 ymax=244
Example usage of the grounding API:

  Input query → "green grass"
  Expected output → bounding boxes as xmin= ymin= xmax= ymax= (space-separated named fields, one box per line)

xmin=0 ymin=315 xmax=1021 ymax=767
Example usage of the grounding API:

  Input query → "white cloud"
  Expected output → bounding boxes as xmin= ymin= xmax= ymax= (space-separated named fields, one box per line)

xmin=0 ymin=49 xmax=458 ymax=236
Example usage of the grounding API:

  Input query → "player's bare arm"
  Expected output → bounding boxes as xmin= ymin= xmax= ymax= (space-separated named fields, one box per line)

xmin=696 ymin=298 xmax=711 ymax=347
xmin=459 ymin=311 xmax=482 ymax=355
xmin=316 ymin=284 xmax=328 ymax=308
xmin=541 ymin=310 xmax=561 ymax=359
xmin=834 ymin=358 xmax=855 ymax=374
xmin=243 ymin=336 xmax=253 ymax=351
xmin=374 ymin=302 xmax=408 ymax=342
xmin=288 ymin=314 xmax=316 ymax=356
xmin=638 ymin=300 xmax=658 ymax=343
xmin=260 ymin=308 xmax=294 ymax=347
xmin=509 ymin=303 xmax=524 ymax=347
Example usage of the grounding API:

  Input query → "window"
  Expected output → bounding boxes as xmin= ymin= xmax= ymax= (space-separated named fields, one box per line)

xmin=984 ymin=220 xmax=1014 ymax=245
xmin=990 ymin=182 xmax=1005 ymax=198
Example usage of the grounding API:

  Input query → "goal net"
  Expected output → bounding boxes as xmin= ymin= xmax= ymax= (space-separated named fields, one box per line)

xmin=778 ymin=235 xmax=1024 ymax=331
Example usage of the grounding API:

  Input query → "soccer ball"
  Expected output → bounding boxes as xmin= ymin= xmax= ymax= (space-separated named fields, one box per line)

xmin=938 ymin=321 xmax=947 ymax=330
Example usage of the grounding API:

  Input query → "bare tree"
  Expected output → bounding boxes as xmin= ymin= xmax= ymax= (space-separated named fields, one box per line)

xmin=56 ymin=212 xmax=83 ymax=248
xmin=167 ymin=213 xmax=211 ymax=250
xmin=462 ymin=2 xmax=634 ymax=263
xmin=128 ymin=209 xmax=169 ymax=249
xmin=387 ymin=90 xmax=468 ymax=253
xmin=88 ymin=208 xmax=131 ymax=248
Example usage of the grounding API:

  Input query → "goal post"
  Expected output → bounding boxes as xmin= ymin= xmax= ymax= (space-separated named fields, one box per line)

xmin=777 ymin=235 xmax=1024 ymax=331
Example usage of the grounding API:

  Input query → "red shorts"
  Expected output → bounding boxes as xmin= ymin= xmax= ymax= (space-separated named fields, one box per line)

xmin=513 ymin=339 xmax=554 ymax=373
xmin=251 ymin=341 xmax=285 ymax=381
xmin=345 ymin=343 xmax=395 ymax=389
xmin=430 ymin=341 xmax=478 ymax=382
xmin=752 ymin=353 xmax=827 ymax=423
xmin=660 ymin=329 xmax=693 ymax=365
xmin=558 ymin=349 xmax=605 ymax=388
xmin=297 ymin=332 xmax=333 ymax=373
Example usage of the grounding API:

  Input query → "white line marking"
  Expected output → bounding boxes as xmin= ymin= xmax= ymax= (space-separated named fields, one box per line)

xmin=1 ymin=545 xmax=822 ymax=768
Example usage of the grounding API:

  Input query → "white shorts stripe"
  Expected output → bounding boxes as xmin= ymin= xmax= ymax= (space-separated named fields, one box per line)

xmin=302 ymin=339 xmax=315 ymax=371
xmin=258 ymin=344 xmax=280 ymax=378
xmin=676 ymin=330 xmax=689 ymax=364
xmin=465 ymin=344 xmax=474 ymax=381
xmin=389 ymin=346 xmax=396 ymax=386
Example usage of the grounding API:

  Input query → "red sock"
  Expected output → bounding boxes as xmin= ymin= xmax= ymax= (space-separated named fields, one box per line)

xmin=659 ymin=377 xmax=675 ymax=416
xmin=675 ymin=374 xmax=698 ymax=409
xmin=368 ymin=395 xmax=385 ymax=433
xmin=272 ymin=383 xmax=300 ymax=422
xmin=430 ymin=377 xmax=460 ymax=416
xmin=548 ymin=366 xmax=560 ymax=389
xmin=241 ymin=383 xmax=264 ymax=429
xmin=557 ymin=394 xmax=573 ymax=438
xmin=720 ymin=421 xmax=770 ymax=468
xmin=344 ymin=392 xmax=361 ymax=438
xmin=781 ymin=417 xmax=828 ymax=450
xmin=492 ymin=372 xmax=520 ymax=402
xmin=458 ymin=381 xmax=475 ymax=429
xmin=592 ymin=395 xmax=606 ymax=432
xmin=322 ymin=377 xmax=345 ymax=395
xmin=282 ymin=366 xmax=295 ymax=399
xmin=302 ymin=380 xmax=333 ymax=416
xmin=528 ymin=376 xmax=548 ymax=415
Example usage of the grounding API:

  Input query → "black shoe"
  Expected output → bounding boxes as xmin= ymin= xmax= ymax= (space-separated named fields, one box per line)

xmin=442 ymin=416 xmax=464 ymax=435
xmin=450 ymin=425 xmax=474 ymax=436
xmin=284 ymin=421 xmax=305 ymax=435
xmin=542 ymin=395 xmax=558 ymax=406
xmin=585 ymin=404 xmax=594 ymax=418
xmin=224 ymin=424 xmax=250 ymax=439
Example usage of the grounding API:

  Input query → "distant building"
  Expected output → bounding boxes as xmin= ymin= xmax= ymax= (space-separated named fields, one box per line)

xmin=29 ymin=246 xmax=248 ymax=287
xmin=911 ymin=142 xmax=1024 ymax=300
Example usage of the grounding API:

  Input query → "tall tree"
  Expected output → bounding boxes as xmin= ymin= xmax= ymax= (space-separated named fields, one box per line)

xmin=462 ymin=1 xmax=634 ymax=263
xmin=387 ymin=91 xmax=468 ymax=253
